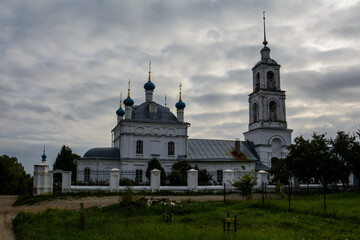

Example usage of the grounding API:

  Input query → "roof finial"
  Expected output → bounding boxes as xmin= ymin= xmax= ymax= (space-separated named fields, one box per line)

xmin=148 ymin=61 xmax=152 ymax=82
xmin=127 ymin=79 xmax=131 ymax=97
xmin=41 ymin=145 xmax=47 ymax=162
xmin=120 ymin=92 xmax=123 ymax=108
xmin=165 ymin=94 xmax=167 ymax=107
xmin=179 ymin=82 xmax=182 ymax=101
xmin=263 ymin=11 xmax=268 ymax=46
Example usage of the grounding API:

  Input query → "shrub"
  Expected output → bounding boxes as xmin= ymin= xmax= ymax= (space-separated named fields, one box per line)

xmin=232 ymin=168 xmax=258 ymax=200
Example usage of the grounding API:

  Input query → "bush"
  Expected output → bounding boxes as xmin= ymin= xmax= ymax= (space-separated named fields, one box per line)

xmin=232 ymin=168 xmax=258 ymax=200
xmin=146 ymin=158 xmax=166 ymax=185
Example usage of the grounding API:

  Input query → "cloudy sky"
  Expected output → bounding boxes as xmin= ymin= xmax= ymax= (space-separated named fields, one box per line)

xmin=1 ymin=0 xmax=360 ymax=174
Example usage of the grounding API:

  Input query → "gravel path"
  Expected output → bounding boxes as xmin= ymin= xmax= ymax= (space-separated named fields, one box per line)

xmin=0 ymin=193 xmax=264 ymax=240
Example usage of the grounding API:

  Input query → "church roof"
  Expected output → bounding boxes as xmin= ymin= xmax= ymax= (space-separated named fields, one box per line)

xmin=131 ymin=102 xmax=178 ymax=123
xmin=185 ymin=139 xmax=259 ymax=162
xmin=255 ymin=163 xmax=270 ymax=171
xmin=82 ymin=147 xmax=120 ymax=160
xmin=253 ymin=58 xmax=279 ymax=68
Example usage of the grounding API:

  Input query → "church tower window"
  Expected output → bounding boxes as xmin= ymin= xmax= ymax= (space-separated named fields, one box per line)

xmin=252 ymin=102 xmax=258 ymax=123
xmin=267 ymin=71 xmax=275 ymax=89
xmin=255 ymin=72 xmax=260 ymax=91
xmin=136 ymin=140 xmax=143 ymax=155
xmin=269 ymin=101 xmax=278 ymax=121
xmin=168 ymin=141 xmax=175 ymax=156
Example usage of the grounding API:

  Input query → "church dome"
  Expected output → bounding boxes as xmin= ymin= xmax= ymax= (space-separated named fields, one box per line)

xmin=41 ymin=152 xmax=47 ymax=161
xmin=123 ymin=97 xmax=134 ymax=106
xmin=144 ymin=81 xmax=155 ymax=91
xmin=116 ymin=107 xmax=125 ymax=116
xmin=175 ymin=100 xmax=186 ymax=109
xmin=131 ymin=102 xmax=178 ymax=123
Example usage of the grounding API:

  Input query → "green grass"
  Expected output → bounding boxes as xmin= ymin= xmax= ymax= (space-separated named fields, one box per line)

xmin=13 ymin=192 xmax=360 ymax=240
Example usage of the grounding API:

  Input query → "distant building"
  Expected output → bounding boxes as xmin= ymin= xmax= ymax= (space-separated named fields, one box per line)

xmin=77 ymin=17 xmax=292 ymax=183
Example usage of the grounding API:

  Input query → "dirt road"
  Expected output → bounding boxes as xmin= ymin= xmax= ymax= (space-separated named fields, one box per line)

xmin=0 ymin=193 xmax=252 ymax=240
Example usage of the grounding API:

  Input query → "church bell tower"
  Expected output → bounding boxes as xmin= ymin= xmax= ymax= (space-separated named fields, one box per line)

xmin=244 ymin=12 xmax=292 ymax=168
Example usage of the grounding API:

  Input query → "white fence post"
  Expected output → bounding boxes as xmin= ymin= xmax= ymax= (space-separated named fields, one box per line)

xmin=187 ymin=169 xmax=198 ymax=192
xmin=110 ymin=168 xmax=120 ymax=192
xmin=256 ymin=170 xmax=270 ymax=188
xmin=62 ymin=172 xmax=72 ymax=193
xmin=223 ymin=169 xmax=234 ymax=191
xmin=150 ymin=168 xmax=161 ymax=192
xmin=33 ymin=164 xmax=52 ymax=196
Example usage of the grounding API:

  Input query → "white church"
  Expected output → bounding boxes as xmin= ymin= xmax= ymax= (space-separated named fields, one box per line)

xmin=76 ymin=18 xmax=292 ymax=184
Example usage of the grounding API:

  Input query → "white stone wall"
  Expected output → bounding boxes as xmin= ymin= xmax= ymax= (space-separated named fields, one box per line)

xmin=113 ymin=121 xmax=188 ymax=160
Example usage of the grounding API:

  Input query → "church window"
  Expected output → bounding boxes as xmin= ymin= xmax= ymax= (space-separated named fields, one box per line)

xmin=136 ymin=140 xmax=143 ymax=155
xmin=168 ymin=141 xmax=175 ymax=156
xmin=255 ymin=72 xmax=260 ymax=91
xmin=269 ymin=101 xmax=278 ymax=121
xmin=267 ymin=71 xmax=276 ymax=89
xmin=84 ymin=168 xmax=90 ymax=182
xmin=217 ymin=170 xmax=223 ymax=183
xmin=136 ymin=169 xmax=143 ymax=183
xmin=252 ymin=102 xmax=258 ymax=123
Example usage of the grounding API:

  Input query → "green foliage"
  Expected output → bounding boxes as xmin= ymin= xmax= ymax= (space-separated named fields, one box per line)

xmin=168 ymin=161 xmax=213 ymax=186
xmin=286 ymin=132 xmax=360 ymax=191
xmin=145 ymin=158 xmax=166 ymax=185
xmin=13 ymin=192 xmax=360 ymax=240
xmin=194 ymin=165 xmax=213 ymax=186
xmin=231 ymin=169 xmax=258 ymax=200
xmin=0 ymin=155 xmax=32 ymax=195
xmin=167 ymin=161 xmax=192 ymax=186
xmin=120 ymin=178 xmax=139 ymax=186
xmin=274 ymin=180 xmax=285 ymax=199
xmin=119 ymin=187 xmax=148 ymax=209
xmin=53 ymin=145 xmax=80 ymax=182
xmin=270 ymin=158 xmax=290 ymax=185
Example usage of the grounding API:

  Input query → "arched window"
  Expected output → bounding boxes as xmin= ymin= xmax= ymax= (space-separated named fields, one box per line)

xmin=84 ymin=168 xmax=91 ymax=182
xmin=136 ymin=140 xmax=143 ymax=155
xmin=255 ymin=72 xmax=260 ymax=91
xmin=168 ymin=141 xmax=175 ymax=156
xmin=267 ymin=71 xmax=275 ymax=89
xmin=252 ymin=102 xmax=258 ymax=123
xmin=269 ymin=101 xmax=278 ymax=121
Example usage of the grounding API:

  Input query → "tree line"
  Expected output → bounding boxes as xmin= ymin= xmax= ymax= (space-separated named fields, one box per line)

xmin=271 ymin=131 xmax=360 ymax=190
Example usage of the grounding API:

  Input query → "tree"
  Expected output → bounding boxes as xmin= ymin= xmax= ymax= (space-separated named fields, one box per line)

xmin=53 ymin=145 xmax=80 ymax=182
xmin=194 ymin=165 xmax=213 ymax=186
xmin=168 ymin=161 xmax=192 ymax=186
xmin=334 ymin=130 xmax=360 ymax=190
xmin=285 ymin=136 xmax=315 ymax=185
xmin=330 ymin=131 xmax=356 ymax=189
xmin=269 ymin=158 xmax=290 ymax=185
xmin=231 ymin=167 xmax=258 ymax=200
xmin=0 ymin=155 xmax=32 ymax=195
xmin=146 ymin=158 xmax=166 ymax=185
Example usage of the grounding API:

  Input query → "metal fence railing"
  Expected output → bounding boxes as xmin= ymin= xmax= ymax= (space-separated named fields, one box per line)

xmin=74 ymin=170 xmax=252 ymax=186
xmin=75 ymin=170 xmax=149 ymax=186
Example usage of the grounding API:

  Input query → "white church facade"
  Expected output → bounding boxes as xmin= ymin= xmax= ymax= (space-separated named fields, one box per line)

xmin=76 ymin=18 xmax=292 ymax=184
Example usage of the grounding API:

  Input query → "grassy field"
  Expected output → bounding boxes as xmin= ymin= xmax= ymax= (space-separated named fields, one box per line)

xmin=13 ymin=192 xmax=360 ymax=240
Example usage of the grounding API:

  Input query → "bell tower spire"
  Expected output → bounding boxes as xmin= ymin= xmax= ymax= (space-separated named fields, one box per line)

xmin=244 ymin=12 xmax=293 ymax=169
xmin=144 ymin=61 xmax=155 ymax=102
xmin=263 ymin=11 xmax=268 ymax=46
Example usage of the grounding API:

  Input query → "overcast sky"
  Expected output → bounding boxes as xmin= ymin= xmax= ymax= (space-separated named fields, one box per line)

xmin=1 ymin=0 xmax=360 ymax=174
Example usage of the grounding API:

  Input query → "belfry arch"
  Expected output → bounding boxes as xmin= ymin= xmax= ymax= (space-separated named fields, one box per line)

xmin=252 ymin=102 xmax=258 ymax=123
xmin=269 ymin=100 xmax=278 ymax=122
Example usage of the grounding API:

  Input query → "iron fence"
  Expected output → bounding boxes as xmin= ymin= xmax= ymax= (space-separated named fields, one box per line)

xmin=74 ymin=170 xmax=149 ymax=186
